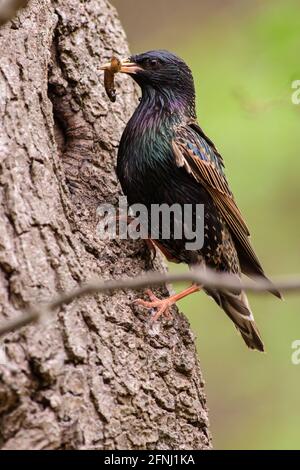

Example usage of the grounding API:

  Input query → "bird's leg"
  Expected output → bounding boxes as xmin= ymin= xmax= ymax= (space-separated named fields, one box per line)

xmin=143 ymin=239 xmax=181 ymax=267
xmin=134 ymin=284 xmax=201 ymax=321
xmin=144 ymin=239 xmax=157 ymax=261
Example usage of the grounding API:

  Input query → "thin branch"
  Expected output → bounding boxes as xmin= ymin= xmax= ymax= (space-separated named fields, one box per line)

xmin=0 ymin=266 xmax=296 ymax=338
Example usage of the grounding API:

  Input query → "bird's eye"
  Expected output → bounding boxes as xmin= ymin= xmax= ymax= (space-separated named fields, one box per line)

xmin=146 ymin=58 xmax=159 ymax=69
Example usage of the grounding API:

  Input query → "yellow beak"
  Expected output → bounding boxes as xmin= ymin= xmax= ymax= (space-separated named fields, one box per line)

xmin=100 ymin=58 xmax=141 ymax=74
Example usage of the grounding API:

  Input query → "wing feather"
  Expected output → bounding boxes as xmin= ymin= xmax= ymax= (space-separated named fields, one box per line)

xmin=172 ymin=120 xmax=282 ymax=298
xmin=173 ymin=121 xmax=262 ymax=276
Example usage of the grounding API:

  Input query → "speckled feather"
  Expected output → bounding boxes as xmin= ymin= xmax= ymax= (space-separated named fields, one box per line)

xmin=117 ymin=50 xmax=281 ymax=351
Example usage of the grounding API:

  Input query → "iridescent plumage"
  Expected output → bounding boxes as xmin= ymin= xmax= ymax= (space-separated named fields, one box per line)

xmin=116 ymin=50 xmax=281 ymax=351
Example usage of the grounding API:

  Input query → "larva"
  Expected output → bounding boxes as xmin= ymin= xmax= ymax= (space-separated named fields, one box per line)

xmin=104 ymin=56 xmax=121 ymax=102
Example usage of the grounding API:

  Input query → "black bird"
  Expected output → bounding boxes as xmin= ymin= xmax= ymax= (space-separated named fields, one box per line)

xmin=101 ymin=50 xmax=281 ymax=351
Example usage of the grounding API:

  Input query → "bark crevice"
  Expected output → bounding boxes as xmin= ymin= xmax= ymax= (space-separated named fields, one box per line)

xmin=0 ymin=0 xmax=211 ymax=450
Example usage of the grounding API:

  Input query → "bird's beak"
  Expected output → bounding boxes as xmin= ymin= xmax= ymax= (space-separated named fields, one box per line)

xmin=100 ymin=58 xmax=141 ymax=74
xmin=119 ymin=59 xmax=141 ymax=74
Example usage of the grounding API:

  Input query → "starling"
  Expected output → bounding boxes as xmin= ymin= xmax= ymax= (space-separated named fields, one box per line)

xmin=101 ymin=50 xmax=281 ymax=351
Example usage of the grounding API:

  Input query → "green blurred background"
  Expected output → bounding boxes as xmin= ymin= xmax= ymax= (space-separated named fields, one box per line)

xmin=112 ymin=0 xmax=300 ymax=450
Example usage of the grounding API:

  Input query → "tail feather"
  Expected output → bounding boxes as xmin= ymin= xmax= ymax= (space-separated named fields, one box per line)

xmin=218 ymin=290 xmax=264 ymax=352
xmin=237 ymin=247 xmax=282 ymax=300
xmin=252 ymin=272 xmax=282 ymax=300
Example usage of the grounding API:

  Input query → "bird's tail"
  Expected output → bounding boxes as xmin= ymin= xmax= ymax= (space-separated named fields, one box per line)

xmin=211 ymin=289 xmax=264 ymax=352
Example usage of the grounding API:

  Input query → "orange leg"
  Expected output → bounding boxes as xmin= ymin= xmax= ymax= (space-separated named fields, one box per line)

xmin=134 ymin=284 xmax=201 ymax=321
xmin=144 ymin=239 xmax=157 ymax=259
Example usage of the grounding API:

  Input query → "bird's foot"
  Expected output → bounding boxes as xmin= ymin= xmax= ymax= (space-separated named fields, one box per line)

xmin=134 ymin=289 xmax=173 ymax=321
xmin=134 ymin=284 xmax=201 ymax=322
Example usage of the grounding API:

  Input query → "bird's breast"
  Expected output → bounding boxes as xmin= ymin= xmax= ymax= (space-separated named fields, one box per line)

xmin=117 ymin=123 xmax=175 ymax=205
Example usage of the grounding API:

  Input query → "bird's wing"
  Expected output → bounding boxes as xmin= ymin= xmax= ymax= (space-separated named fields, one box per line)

xmin=172 ymin=119 xmax=264 ymax=276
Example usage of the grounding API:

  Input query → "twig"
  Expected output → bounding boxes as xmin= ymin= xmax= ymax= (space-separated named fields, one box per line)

xmin=0 ymin=266 xmax=295 ymax=338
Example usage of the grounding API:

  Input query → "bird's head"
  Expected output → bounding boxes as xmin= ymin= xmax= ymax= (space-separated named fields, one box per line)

xmin=102 ymin=50 xmax=196 ymax=113
xmin=121 ymin=50 xmax=193 ymax=90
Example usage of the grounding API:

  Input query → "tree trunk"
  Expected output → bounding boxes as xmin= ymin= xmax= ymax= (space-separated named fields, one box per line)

xmin=0 ymin=0 xmax=211 ymax=450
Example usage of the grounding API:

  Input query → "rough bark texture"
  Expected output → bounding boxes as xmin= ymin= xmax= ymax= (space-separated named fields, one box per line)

xmin=0 ymin=0 xmax=211 ymax=450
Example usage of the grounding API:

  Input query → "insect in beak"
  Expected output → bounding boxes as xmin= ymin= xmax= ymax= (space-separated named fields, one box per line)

xmin=100 ymin=57 xmax=142 ymax=102
xmin=100 ymin=58 xmax=141 ymax=75
xmin=100 ymin=56 xmax=121 ymax=102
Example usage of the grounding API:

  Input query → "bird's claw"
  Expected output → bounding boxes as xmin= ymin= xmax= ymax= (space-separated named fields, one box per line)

xmin=133 ymin=289 xmax=173 ymax=321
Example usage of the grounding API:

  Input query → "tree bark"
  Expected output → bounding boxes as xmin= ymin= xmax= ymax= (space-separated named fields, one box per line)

xmin=0 ymin=0 xmax=211 ymax=450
